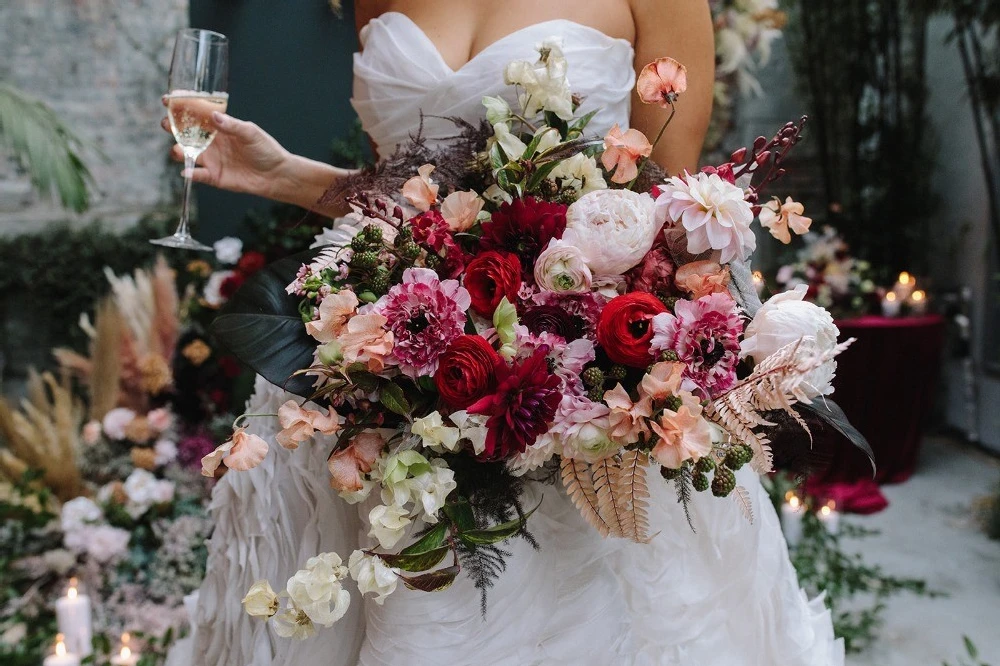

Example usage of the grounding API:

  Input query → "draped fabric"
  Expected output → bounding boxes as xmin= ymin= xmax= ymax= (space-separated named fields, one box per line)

xmin=187 ymin=14 xmax=845 ymax=665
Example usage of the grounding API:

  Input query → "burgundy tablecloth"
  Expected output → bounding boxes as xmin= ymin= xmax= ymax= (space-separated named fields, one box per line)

xmin=808 ymin=315 xmax=946 ymax=498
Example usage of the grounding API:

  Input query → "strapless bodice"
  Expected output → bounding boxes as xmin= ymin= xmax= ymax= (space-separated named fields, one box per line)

xmin=351 ymin=12 xmax=635 ymax=157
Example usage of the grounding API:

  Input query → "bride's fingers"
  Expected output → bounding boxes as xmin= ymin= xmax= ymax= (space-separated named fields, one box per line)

xmin=170 ymin=144 xmax=185 ymax=163
xmin=161 ymin=94 xmax=168 ymax=107
xmin=161 ymin=116 xmax=172 ymax=133
xmin=212 ymin=112 xmax=258 ymax=141
xmin=181 ymin=165 xmax=214 ymax=185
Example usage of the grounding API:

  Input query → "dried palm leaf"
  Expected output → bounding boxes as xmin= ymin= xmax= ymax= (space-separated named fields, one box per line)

xmin=150 ymin=256 xmax=180 ymax=361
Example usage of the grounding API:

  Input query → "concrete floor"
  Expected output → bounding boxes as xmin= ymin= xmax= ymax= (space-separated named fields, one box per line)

xmin=845 ymin=436 xmax=1000 ymax=666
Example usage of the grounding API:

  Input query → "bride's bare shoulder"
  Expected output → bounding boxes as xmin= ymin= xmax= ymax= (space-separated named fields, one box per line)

xmin=354 ymin=0 xmax=387 ymax=35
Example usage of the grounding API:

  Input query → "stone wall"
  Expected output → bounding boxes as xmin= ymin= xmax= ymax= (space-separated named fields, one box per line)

xmin=0 ymin=0 xmax=188 ymax=234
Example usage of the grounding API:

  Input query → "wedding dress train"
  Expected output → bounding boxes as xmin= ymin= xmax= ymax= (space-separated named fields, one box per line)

xmin=189 ymin=14 xmax=845 ymax=665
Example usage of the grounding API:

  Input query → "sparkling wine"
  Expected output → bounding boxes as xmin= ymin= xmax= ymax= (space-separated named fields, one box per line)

xmin=167 ymin=90 xmax=229 ymax=154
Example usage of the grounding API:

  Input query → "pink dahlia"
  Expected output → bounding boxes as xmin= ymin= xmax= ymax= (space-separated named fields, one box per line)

xmin=468 ymin=350 xmax=563 ymax=460
xmin=650 ymin=292 xmax=744 ymax=397
xmin=372 ymin=268 xmax=471 ymax=378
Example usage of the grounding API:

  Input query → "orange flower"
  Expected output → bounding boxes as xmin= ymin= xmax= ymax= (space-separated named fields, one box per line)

xmin=131 ymin=447 xmax=157 ymax=471
xmin=201 ymin=428 xmax=269 ymax=477
xmin=328 ymin=431 xmax=385 ymax=493
xmin=305 ymin=289 xmax=359 ymax=343
xmin=440 ymin=190 xmax=484 ymax=232
xmin=675 ymin=261 xmax=731 ymax=299
xmin=604 ymin=383 xmax=652 ymax=445
xmin=759 ymin=197 xmax=812 ymax=244
xmin=601 ymin=124 xmax=653 ymax=184
xmin=639 ymin=361 xmax=685 ymax=401
xmin=636 ymin=57 xmax=688 ymax=107
xmin=401 ymin=164 xmax=439 ymax=212
xmin=182 ymin=339 xmax=212 ymax=366
xmin=337 ymin=312 xmax=395 ymax=373
xmin=650 ymin=392 xmax=713 ymax=469
xmin=276 ymin=400 xmax=342 ymax=450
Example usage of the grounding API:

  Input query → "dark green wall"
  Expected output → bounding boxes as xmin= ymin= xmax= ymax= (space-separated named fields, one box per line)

xmin=188 ymin=0 xmax=359 ymax=239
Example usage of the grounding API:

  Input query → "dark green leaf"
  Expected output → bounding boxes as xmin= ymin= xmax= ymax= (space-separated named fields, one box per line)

xmin=526 ymin=160 xmax=562 ymax=192
xmin=380 ymin=381 xmax=411 ymax=415
xmin=800 ymin=399 xmax=876 ymax=475
xmin=569 ymin=109 xmax=599 ymax=135
xmin=458 ymin=500 xmax=540 ymax=545
xmin=349 ymin=370 xmax=380 ymax=394
xmin=400 ymin=565 xmax=460 ymax=592
xmin=444 ymin=500 xmax=476 ymax=532
xmin=209 ymin=248 xmax=324 ymax=399
xmin=374 ymin=545 xmax=450 ymax=572
xmin=489 ymin=142 xmax=508 ymax=170
xmin=400 ymin=522 xmax=449 ymax=555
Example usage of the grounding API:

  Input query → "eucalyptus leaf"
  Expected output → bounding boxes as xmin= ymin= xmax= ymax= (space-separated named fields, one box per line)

xmin=375 ymin=545 xmax=450 ymax=572
xmin=400 ymin=565 xmax=460 ymax=592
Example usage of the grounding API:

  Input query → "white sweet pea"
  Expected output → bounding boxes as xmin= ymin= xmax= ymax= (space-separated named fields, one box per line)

xmin=449 ymin=410 xmax=489 ymax=456
xmin=213 ymin=236 xmax=243 ymax=264
xmin=338 ymin=477 xmax=375 ymax=505
xmin=492 ymin=122 xmax=528 ymax=162
xmin=272 ymin=605 xmax=316 ymax=640
xmin=482 ymin=95 xmax=512 ymax=124
xmin=367 ymin=503 xmax=412 ymax=549
xmin=348 ymin=550 xmax=399 ymax=605
xmin=285 ymin=552 xmax=352 ymax=627
xmin=404 ymin=459 xmax=457 ymax=523
xmin=411 ymin=412 xmax=461 ymax=453
xmin=242 ymin=580 xmax=279 ymax=619
xmin=503 ymin=38 xmax=573 ymax=119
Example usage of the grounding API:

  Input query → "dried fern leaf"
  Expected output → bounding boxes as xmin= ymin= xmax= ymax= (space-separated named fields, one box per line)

xmin=592 ymin=458 xmax=625 ymax=538
xmin=560 ymin=457 xmax=611 ymax=537
xmin=616 ymin=450 xmax=651 ymax=543
xmin=732 ymin=485 xmax=754 ymax=524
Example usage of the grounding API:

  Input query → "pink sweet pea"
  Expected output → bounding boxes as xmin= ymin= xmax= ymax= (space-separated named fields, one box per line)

xmin=601 ymin=124 xmax=652 ymax=184
xmin=759 ymin=197 xmax=812 ymax=244
xmin=650 ymin=392 xmax=713 ymax=469
xmin=201 ymin=428 xmax=269 ymax=477
xmin=401 ymin=164 xmax=439 ymax=212
xmin=276 ymin=400 xmax=342 ymax=449
xmin=328 ymin=431 xmax=385 ymax=493
xmin=636 ymin=57 xmax=688 ymax=107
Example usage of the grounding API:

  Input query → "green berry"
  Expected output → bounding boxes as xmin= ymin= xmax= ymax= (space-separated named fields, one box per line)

xmin=350 ymin=234 xmax=369 ymax=252
xmin=400 ymin=242 xmax=421 ymax=260
xmin=660 ymin=466 xmax=682 ymax=481
xmin=364 ymin=224 xmax=383 ymax=244
xmin=352 ymin=250 xmax=379 ymax=268
xmin=582 ymin=367 xmax=605 ymax=388
xmin=692 ymin=472 xmax=710 ymax=492
xmin=395 ymin=227 xmax=414 ymax=245
xmin=724 ymin=443 xmax=754 ymax=470
xmin=694 ymin=456 xmax=716 ymax=475
xmin=711 ymin=466 xmax=737 ymax=497
xmin=425 ymin=253 xmax=442 ymax=268
xmin=661 ymin=350 xmax=680 ymax=362
xmin=586 ymin=387 xmax=605 ymax=403
xmin=370 ymin=275 xmax=390 ymax=295
xmin=607 ymin=365 xmax=627 ymax=382
xmin=664 ymin=395 xmax=683 ymax=412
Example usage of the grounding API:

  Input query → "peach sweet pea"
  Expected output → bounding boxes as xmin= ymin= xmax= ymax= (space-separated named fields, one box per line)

xmin=650 ymin=392 xmax=713 ymax=469
xmin=639 ymin=361 xmax=686 ymax=401
xmin=401 ymin=164 xmax=439 ymax=212
xmin=276 ymin=400 xmax=342 ymax=449
xmin=305 ymin=289 xmax=360 ymax=343
xmin=636 ymin=57 xmax=688 ymax=107
xmin=337 ymin=312 xmax=395 ymax=373
xmin=201 ymin=428 xmax=269 ymax=477
xmin=674 ymin=261 xmax=731 ymax=299
xmin=601 ymin=124 xmax=653 ymax=184
xmin=440 ymin=190 xmax=484 ymax=231
xmin=328 ymin=431 xmax=385 ymax=493
xmin=759 ymin=197 xmax=812 ymax=244
xmin=604 ymin=383 xmax=653 ymax=445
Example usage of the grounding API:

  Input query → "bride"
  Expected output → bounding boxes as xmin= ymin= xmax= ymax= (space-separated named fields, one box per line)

xmin=172 ymin=1 xmax=844 ymax=664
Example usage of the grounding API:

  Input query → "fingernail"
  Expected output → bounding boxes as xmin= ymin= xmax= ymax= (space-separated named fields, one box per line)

xmin=181 ymin=168 xmax=193 ymax=178
xmin=212 ymin=111 xmax=226 ymax=125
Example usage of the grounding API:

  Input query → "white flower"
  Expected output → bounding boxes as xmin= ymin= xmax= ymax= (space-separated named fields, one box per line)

xmin=348 ymin=550 xmax=399 ymax=605
xmin=508 ymin=432 xmax=559 ymax=476
xmin=740 ymin=285 xmax=841 ymax=398
xmin=203 ymin=270 xmax=236 ymax=308
xmin=285 ymin=552 xmax=351 ymax=627
xmin=101 ymin=407 xmax=136 ymax=440
xmin=147 ymin=407 xmax=173 ymax=432
xmin=367 ymin=504 xmax=411 ymax=549
xmin=242 ymin=580 xmax=279 ymax=619
xmin=82 ymin=420 xmax=102 ymax=445
xmin=64 ymin=524 xmax=131 ymax=563
xmin=153 ymin=439 xmax=178 ymax=466
xmin=0 ymin=623 xmax=27 ymax=646
xmin=213 ymin=236 xmax=243 ymax=264
xmin=61 ymin=496 xmax=102 ymax=533
xmin=482 ymin=95 xmax=512 ymax=124
xmin=533 ymin=239 xmax=592 ymax=293
xmin=449 ymin=410 xmax=489 ymax=456
xmin=122 ymin=469 xmax=174 ymax=518
xmin=404 ymin=459 xmax=457 ymax=523
xmin=654 ymin=172 xmax=755 ymax=264
xmin=492 ymin=122 xmax=528 ymax=162
xmin=548 ymin=153 xmax=607 ymax=196
xmin=504 ymin=38 xmax=573 ymax=119
xmin=42 ymin=549 xmax=77 ymax=575
xmin=411 ymin=412 xmax=461 ymax=453
xmin=338 ymin=478 xmax=375 ymax=505
xmin=563 ymin=189 xmax=660 ymax=275
xmin=272 ymin=605 xmax=316 ymax=639
xmin=550 ymin=395 xmax=617 ymax=464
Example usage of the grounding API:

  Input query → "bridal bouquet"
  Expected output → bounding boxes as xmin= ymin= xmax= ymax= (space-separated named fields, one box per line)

xmin=209 ymin=43 xmax=871 ymax=637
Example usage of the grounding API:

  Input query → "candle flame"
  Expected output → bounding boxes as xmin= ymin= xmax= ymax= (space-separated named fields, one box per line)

xmin=788 ymin=495 xmax=801 ymax=509
xmin=911 ymin=290 xmax=926 ymax=302
xmin=826 ymin=500 xmax=837 ymax=511
xmin=885 ymin=291 xmax=897 ymax=302
xmin=898 ymin=271 xmax=912 ymax=285
xmin=121 ymin=646 xmax=132 ymax=659
xmin=67 ymin=576 xmax=78 ymax=599
xmin=122 ymin=632 xmax=131 ymax=645
xmin=55 ymin=634 xmax=67 ymax=657
xmin=752 ymin=270 xmax=764 ymax=283
xmin=820 ymin=505 xmax=832 ymax=517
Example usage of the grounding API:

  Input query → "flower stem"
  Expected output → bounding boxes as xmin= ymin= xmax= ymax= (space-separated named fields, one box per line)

xmin=233 ymin=413 xmax=278 ymax=430
xmin=626 ymin=101 xmax=677 ymax=191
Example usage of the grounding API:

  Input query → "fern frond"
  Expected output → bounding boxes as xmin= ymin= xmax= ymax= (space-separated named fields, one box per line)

xmin=732 ymin=485 xmax=754 ymax=524
xmin=673 ymin=467 xmax=696 ymax=532
xmin=592 ymin=458 xmax=625 ymax=538
xmin=560 ymin=457 xmax=611 ymax=537
xmin=616 ymin=450 xmax=651 ymax=543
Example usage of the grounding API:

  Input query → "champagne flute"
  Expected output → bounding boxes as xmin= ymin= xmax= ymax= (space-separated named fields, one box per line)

xmin=151 ymin=28 xmax=229 ymax=251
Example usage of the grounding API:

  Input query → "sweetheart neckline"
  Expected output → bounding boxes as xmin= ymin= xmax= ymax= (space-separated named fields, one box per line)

xmin=364 ymin=11 xmax=634 ymax=76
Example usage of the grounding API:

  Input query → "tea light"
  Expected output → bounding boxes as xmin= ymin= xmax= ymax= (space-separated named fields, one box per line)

xmin=43 ymin=634 xmax=80 ymax=666
xmin=55 ymin=578 xmax=92 ymax=657
xmin=894 ymin=271 xmax=915 ymax=301
xmin=111 ymin=634 xmax=139 ymax=666
xmin=752 ymin=270 xmax=765 ymax=296
xmin=880 ymin=291 xmax=901 ymax=317
xmin=909 ymin=289 xmax=927 ymax=316
xmin=818 ymin=500 xmax=840 ymax=535
xmin=780 ymin=492 xmax=805 ymax=548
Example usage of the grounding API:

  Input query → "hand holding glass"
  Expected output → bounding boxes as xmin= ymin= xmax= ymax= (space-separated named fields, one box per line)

xmin=151 ymin=29 xmax=229 ymax=251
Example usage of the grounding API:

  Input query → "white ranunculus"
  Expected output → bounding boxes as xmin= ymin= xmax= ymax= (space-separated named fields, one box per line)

xmin=533 ymin=239 xmax=592 ymax=293
xmin=403 ymin=459 xmax=457 ymax=523
xmin=740 ymin=285 xmax=841 ymax=398
xmin=242 ymin=580 xmax=279 ymax=619
xmin=411 ymin=412 xmax=461 ymax=453
xmin=562 ymin=189 xmax=660 ymax=276
xmin=367 ymin=504 xmax=412 ymax=549
xmin=101 ymin=407 xmax=136 ymax=440
xmin=285 ymin=552 xmax=351 ymax=627
xmin=61 ymin=496 xmax=102 ymax=532
xmin=348 ymin=550 xmax=399 ymax=605
xmin=548 ymin=153 xmax=607 ymax=196
xmin=213 ymin=236 xmax=243 ymax=265
xmin=503 ymin=38 xmax=573 ymax=119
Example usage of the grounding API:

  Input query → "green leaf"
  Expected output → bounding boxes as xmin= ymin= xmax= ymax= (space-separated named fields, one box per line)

xmin=489 ymin=142 xmax=508 ymax=170
xmin=569 ymin=109 xmax=599 ymax=135
xmin=963 ymin=636 xmax=977 ymax=658
xmin=380 ymin=381 xmax=411 ymax=416
xmin=458 ymin=500 xmax=540 ymax=546
xmin=401 ymin=565 xmax=460 ymax=592
xmin=444 ymin=500 xmax=476 ymax=532
xmin=400 ymin=522 xmax=449 ymax=555
xmin=374 ymin=545 xmax=450 ymax=572
xmin=525 ymin=160 xmax=562 ymax=192
xmin=348 ymin=370 xmax=380 ymax=394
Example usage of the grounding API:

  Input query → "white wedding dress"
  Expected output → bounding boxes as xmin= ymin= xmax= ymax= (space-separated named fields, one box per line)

xmin=187 ymin=13 xmax=844 ymax=666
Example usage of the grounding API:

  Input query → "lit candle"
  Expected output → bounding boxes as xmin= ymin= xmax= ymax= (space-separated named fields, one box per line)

xmin=880 ymin=291 xmax=901 ymax=317
xmin=55 ymin=578 xmax=92 ymax=657
xmin=818 ymin=500 xmax=840 ymax=535
xmin=909 ymin=289 xmax=927 ymax=316
xmin=111 ymin=634 xmax=139 ymax=666
xmin=43 ymin=634 xmax=81 ymax=666
xmin=752 ymin=270 xmax=765 ymax=296
xmin=894 ymin=271 xmax=915 ymax=301
xmin=780 ymin=492 xmax=806 ymax=548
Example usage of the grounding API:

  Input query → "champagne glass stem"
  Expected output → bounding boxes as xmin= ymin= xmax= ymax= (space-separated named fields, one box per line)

xmin=177 ymin=154 xmax=196 ymax=239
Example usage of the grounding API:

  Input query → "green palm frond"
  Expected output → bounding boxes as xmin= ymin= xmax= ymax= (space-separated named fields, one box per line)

xmin=0 ymin=83 xmax=94 ymax=213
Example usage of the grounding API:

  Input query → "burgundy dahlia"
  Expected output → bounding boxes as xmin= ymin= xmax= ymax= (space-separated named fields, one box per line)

xmin=468 ymin=350 xmax=562 ymax=460
xmin=520 ymin=304 xmax=585 ymax=341
xmin=480 ymin=197 xmax=567 ymax=279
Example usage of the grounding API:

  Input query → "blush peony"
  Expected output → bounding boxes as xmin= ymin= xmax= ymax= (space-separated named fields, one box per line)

xmin=563 ymin=189 xmax=661 ymax=276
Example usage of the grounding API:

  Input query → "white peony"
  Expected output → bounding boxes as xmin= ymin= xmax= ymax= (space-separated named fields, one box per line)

xmin=348 ymin=550 xmax=399 ymax=605
xmin=203 ymin=270 xmax=236 ymax=308
xmin=533 ymin=239 xmax=592 ymax=293
xmin=367 ymin=504 xmax=411 ymax=549
xmin=503 ymin=38 xmax=573 ymax=119
xmin=242 ymin=580 xmax=279 ymax=619
xmin=122 ymin=469 xmax=174 ymax=518
xmin=548 ymin=153 xmax=608 ymax=197
xmin=61 ymin=496 xmax=102 ymax=533
xmin=654 ymin=172 xmax=756 ymax=264
xmin=563 ymin=189 xmax=660 ymax=276
xmin=64 ymin=524 xmax=131 ymax=563
xmin=101 ymin=407 xmax=136 ymax=440
xmin=153 ymin=439 xmax=178 ymax=466
xmin=213 ymin=236 xmax=243 ymax=265
xmin=740 ymin=285 xmax=841 ymax=398
xmin=411 ymin=412 xmax=461 ymax=453
xmin=285 ymin=552 xmax=351 ymax=627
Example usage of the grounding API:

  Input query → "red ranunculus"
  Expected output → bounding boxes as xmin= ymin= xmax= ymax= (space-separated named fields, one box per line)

xmin=219 ymin=273 xmax=246 ymax=299
xmin=237 ymin=251 xmax=267 ymax=275
xmin=464 ymin=251 xmax=522 ymax=317
xmin=435 ymin=335 xmax=502 ymax=409
xmin=597 ymin=292 xmax=668 ymax=367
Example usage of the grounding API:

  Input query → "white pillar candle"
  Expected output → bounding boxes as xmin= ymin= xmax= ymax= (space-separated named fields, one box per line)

xmin=780 ymin=493 xmax=806 ymax=548
xmin=880 ymin=291 xmax=901 ymax=317
xmin=55 ymin=579 xmax=92 ymax=657
xmin=818 ymin=501 xmax=840 ymax=535
xmin=752 ymin=270 xmax=765 ymax=296
xmin=908 ymin=290 xmax=927 ymax=316
xmin=893 ymin=271 xmax=915 ymax=301
xmin=43 ymin=634 xmax=81 ymax=666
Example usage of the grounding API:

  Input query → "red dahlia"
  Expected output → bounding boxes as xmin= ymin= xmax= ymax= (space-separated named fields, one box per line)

xmin=468 ymin=350 xmax=562 ymax=460
xmin=480 ymin=197 xmax=567 ymax=278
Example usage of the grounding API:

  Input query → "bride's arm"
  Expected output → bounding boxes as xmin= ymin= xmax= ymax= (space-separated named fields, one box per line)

xmin=629 ymin=0 xmax=715 ymax=175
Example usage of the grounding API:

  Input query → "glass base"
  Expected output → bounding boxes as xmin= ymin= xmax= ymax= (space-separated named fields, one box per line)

xmin=150 ymin=233 xmax=212 ymax=252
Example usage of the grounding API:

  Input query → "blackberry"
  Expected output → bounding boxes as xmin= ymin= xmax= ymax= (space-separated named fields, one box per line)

xmin=692 ymin=472 xmax=710 ymax=492
xmin=607 ymin=365 xmax=627 ymax=382
xmin=363 ymin=224 xmax=383 ymax=244
xmin=661 ymin=350 xmax=680 ymax=362
xmin=724 ymin=443 xmax=754 ymax=470
xmin=582 ymin=367 xmax=605 ymax=388
xmin=660 ymin=466 xmax=682 ymax=481
xmin=586 ymin=387 xmax=606 ymax=403
xmin=694 ymin=456 xmax=716 ymax=475
xmin=425 ymin=253 xmax=442 ymax=268
xmin=352 ymin=251 xmax=379 ymax=269
xmin=350 ymin=234 xmax=369 ymax=252
xmin=395 ymin=227 xmax=414 ymax=245
xmin=400 ymin=242 xmax=421 ymax=260
xmin=711 ymin=467 xmax=737 ymax=497
xmin=370 ymin=274 xmax=390 ymax=295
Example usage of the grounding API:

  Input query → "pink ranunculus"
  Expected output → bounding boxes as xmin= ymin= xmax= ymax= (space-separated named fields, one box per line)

xmin=674 ymin=260 xmax=731 ymax=299
xmin=601 ymin=124 xmax=653 ymax=184
xmin=636 ymin=57 xmax=688 ymax=107
xmin=327 ymin=431 xmax=385 ymax=493
xmin=759 ymin=196 xmax=813 ymax=244
xmin=337 ymin=312 xmax=395 ymax=373
xmin=306 ymin=289 xmax=360 ymax=343
xmin=401 ymin=164 xmax=439 ymax=212
xmin=550 ymin=394 xmax=617 ymax=463
xmin=533 ymin=239 xmax=592 ymax=293
xmin=650 ymin=392 xmax=713 ymax=469
xmin=147 ymin=407 xmax=173 ymax=433
xmin=276 ymin=401 xmax=343 ymax=450
xmin=201 ymin=428 xmax=269 ymax=477
xmin=440 ymin=190 xmax=484 ymax=231
xmin=604 ymin=383 xmax=652 ymax=445
xmin=639 ymin=361 xmax=686 ymax=401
